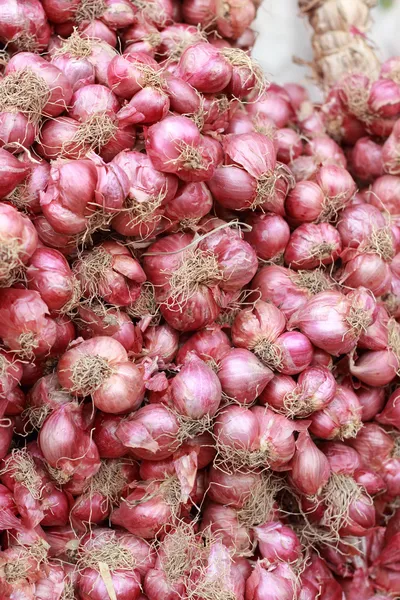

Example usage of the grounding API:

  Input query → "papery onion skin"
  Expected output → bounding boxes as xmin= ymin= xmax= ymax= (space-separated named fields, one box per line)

xmin=254 ymin=521 xmax=301 ymax=564
xmin=310 ymin=386 xmax=363 ymax=441
xmin=376 ymin=388 xmax=400 ymax=428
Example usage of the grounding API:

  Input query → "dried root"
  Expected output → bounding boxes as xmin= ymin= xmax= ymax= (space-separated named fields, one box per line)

xmin=214 ymin=439 xmax=270 ymax=474
xmin=252 ymin=337 xmax=282 ymax=371
xmin=70 ymin=354 xmax=113 ymax=395
xmin=174 ymin=141 xmax=209 ymax=172
xmin=75 ymin=0 xmax=106 ymax=23
xmin=237 ymin=473 xmax=285 ymax=528
xmin=346 ymin=301 xmax=373 ymax=337
xmin=47 ymin=464 xmax=72 ymax=486
xmin=175 ymin=412 xmax=214 ymax=443
xmin=3 ymin=539 xmax=49 ymax=583
xmin=73 ymin=246 xmax=112 ymax=300
xmin=77 ymin=532 xmax=136 ymax=572
xmin=0 ymin=237 xmax=24 ymax=284
xmin=339 ymin=77 xmax=372 ymax=124
xmin=159 ymin=523 xmax=199 ymax=583
xmin=84 ymin=459 xmax=131 ymax=507
xmin=283 ymin=389 xmax=318 ymax=418
xmin=291 ymin=268 xmax=335 ymax=295
xmin=63 ymin=113 xmax=118 ymax=157
xmin=60 ymin=276 xmax=82 ymax=316
xmin=17 ymin=332 xmax=39 ymax=360
xmin=61 ymin=578 xmax=76 ymax=600
xmin=127 ymin=282 xmax=160 ymax=324
xmin=1 ymin=448 xmax=43 ymax=500
xmin=53 ymin=28 xmax=93 ymax=58
xmin=362 ymin=226 xmax=395 ymax=261
xmin=119 ymin=191 xmax=166 ymax=238
xmin=164 ymin=248 xmax=222 ymax=310
xmin=319 ymin=192 xmax=351 ymax=223
xmin=320 ymin=473 xmax=371 ymax=535
xmin=308 ymin=242 xmax=336 ymax=263
xmin=22 ymin=405 xmax=51 ymax=432
xmin=0 ymin=70 xmax=50 ymax=122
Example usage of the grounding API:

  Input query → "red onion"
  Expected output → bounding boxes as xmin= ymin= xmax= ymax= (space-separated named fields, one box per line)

xmin=76 ymin=529 xmax=152 ymax=600
xmin=0 ymin=288 xmax=56 ymax=359
xmin=254 ymin=521 xmax=301 ymax=564
xmin=347 ymin=423 xmax=394 ymax=471
xmin=304 ymin=136 xmax=346 ymax=168
xmin=171 ymin=353 xmax=221 ymax=418
xmin=350 ymin=137 xmax=384 ymax=181
xmin=111 ymin=478 xmax=185 ymax=539
xmin=107 ymin=51 xmax=160 ymax=99
xmin=0 ymin=0 xmax=50 ymax=52
xmin=367 ymin=174 xmax=400 ymax=215
xmin=201 ymin=502 xmax=252 ymax=553
xmin=5 ymin=53 xmax=73 ymax=118
xmin=58 ymin=336 xmax=145 ymax=414
xmin=301 ymin=554 xmax=344 ymax=600
xmin=288 ymin=289 xmax=376 ymax=356
xmin=0 ymin=203 xmax=38 ymax=285
xmin=146 ymin=115 xmax=221 ymax=182
xmin=246 ymin=561 xmax=297 ymax=600
xmin=354 ymin=468 xmax=387 ymax=495
xmin=176 ymin=325 xmax=231 ymax=365
xmin=0 ymin=421 xmax=13 ymax=460
xmin=76 ymin=305 xmax=138 ymax=354
xmin=244 ymin=213 xmax=290 ymax=261
xmin=208 ymin=132 xmax=290 ymax=212
xmin=117 ymin=87 xmax=169 ymax=126
xmin=26 ymin=248 xmax=77 ymax=313
xmin=26 ymin=373 xmax=72 ymax=431
xmin=7 ymin=156 xmax=49 ymax=214
xmin=217 ymin=348 xmax=273 ymax=405
xmin=251 ymin=264 xmax=334 ymax=320
xmin=188 ymin=540 xmax=246 ymax=600
xmin=343 ymin=378 xmax=386 ymax=421
xmin=369 ymin=78 xmax=400 ymax=117
xmin=339 ymin=246 xmax=393 ymax=297
xmin=116 ymin=403 xmax=180 ymax=460
xmin=310 ymin=385 xmax=362 ymax=440
xmin=33 ymin=215 xmax=77 ymax=256
xmin=284 ymin=222 xmax=342 ymax=270
xmin=39 ymin=403 xmax=100 ymax=482
xmin=376 ymin=388 xmax=400 ymax=429
xmin=337 ymin=202 xmax=388 ymax=248
xmin=275 ymin=128 xmax=302 ymax=163
xmin=290 ymin=431 xmax=331 ymax=495
xmin=349 ymin=345 xmax=399 ymax=387
xmin=40 ymin=157 xmax=99 ymax=235
xmin=177 ymin=42 xmax=232 ymax=93
xmin=74 ymin=241 xmax=146 ymax=307
xmin=231 ymin=300 xmax=313 ymax=374
xmin=161 ymin=75 xmax=198 ymax=114
xmin=93 ymin=413 xmax=127 ymax=459
xmin=207 ymin=466 xmax=263 ymax=508
xmin=165 ymin=182 xmax=213 ymax=227
xmin=247 ymin=86 xmax=294 ymax=128
xmin=259 ymin=374 xmax=296 ymax=409
xmin=273 ymin=366 xmax=336 ymax=417
xmin=0 ymin=111 xmax=37 ymax=152
xmin=290 ymin=155 xmax=318 ymax=182
xmin=0 ymin=148 xmax=30 ymax=199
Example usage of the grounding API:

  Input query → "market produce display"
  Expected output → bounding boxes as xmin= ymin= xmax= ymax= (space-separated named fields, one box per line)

xmin=0 ymin=0 xmax=398 ymax=598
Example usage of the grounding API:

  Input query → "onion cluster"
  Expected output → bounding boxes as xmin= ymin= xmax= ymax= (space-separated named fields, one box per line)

xmin=0 ymin=1 xmax=398 ymax=599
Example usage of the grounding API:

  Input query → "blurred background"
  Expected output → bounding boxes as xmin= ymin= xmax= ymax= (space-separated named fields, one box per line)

xmin=252 ymin=0 xmax=398 ymax=95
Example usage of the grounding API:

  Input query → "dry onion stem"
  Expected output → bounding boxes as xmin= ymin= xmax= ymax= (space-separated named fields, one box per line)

xmin=222 ymin=48 xmax=266 ymax=98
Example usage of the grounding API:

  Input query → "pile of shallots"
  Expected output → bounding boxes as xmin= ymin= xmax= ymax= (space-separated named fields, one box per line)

xmin=0 ymin=1 xmax=398 ymax=599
